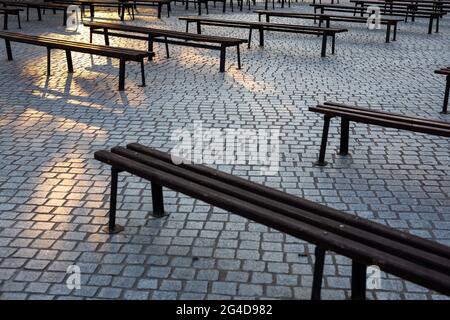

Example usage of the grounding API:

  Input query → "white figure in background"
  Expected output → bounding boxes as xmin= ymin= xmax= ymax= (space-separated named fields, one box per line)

xmin=66 ymin=5 xmax=81 ymax=32
xmin=367 ymin=6 xmax=381 ymax=30
xmin=367 ymin=265 xmax=382 ymax=290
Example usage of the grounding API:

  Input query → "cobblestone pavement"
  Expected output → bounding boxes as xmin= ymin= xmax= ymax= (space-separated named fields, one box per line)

xmin=0 ymin=1 xmax=449 ymax=300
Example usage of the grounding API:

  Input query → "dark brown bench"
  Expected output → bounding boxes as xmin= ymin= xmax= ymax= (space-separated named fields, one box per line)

xmin=311 ymin=3 xmax=446 ymax=33
xmin=84 ymin=20 xmax=247 ymax=72
xmin=435 ymin=67 xmax=450 ymax=114
xmin=254 ymin=10 xmax=403 ymax=43
xmin=49 ymin=0 xmax=170 ymax=19
xmin=350 ymin=0 xmax=450 ymax=15
xmin=94 ymin=144 xmax=450 ymax=299
xmin=309 ymin=102 xmax=450 ymax=166
xmin=1 ymin=8 xmax=21 ymax=30
xmin=0 ymin=31 xmax=152 ymax=90
xmin=179 ymin=16 xmax=348 ymax=57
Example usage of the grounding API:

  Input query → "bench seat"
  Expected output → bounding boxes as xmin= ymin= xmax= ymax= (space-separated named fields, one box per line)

xmin=311 ymin=3 xmax=445 ymax=33
xmin=0 ymin=31 xmax=152 ymax=90
xmin=309 ymin=102 xmax=450 ymax=166
xmin=94 ymin=144 xmax=450 ymax=299
xmin=84 ymin=20 xmax=247 ymax=72
xmin=1 ymin=1 xmax=69 ymax=25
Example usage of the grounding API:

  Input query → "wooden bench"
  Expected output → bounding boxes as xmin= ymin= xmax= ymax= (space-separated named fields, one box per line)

xmin=309 ymin=102 xmax=450 ymax=166
xmin=1 ymin=1 xmax=69 ymax=26
xmin=84 ymin=21 xmax=246 ymax=73
xmin=179 ymin=16 xmax=348 ymax=57
xmin=1 ymin=8 xmax=21 ymax=30
xmin=255 ymin=10 xmax=403 ymax=43
xmin=50 ymin=0 xmax=170 ymax=19
xmin=0 ymin=31 xmax=152 ymax=91
xmin=94 ymin=144 xmax=450 ymax=299
xmin=311 ymin=3 xmax=445 ymax=33
xmin=435 ymin=67 xmax=450 ymax=114
xmin=126 ymin=0 xmax=171 ymax=19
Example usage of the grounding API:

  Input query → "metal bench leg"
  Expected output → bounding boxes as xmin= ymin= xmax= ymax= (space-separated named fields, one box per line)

xmin=3 ymin=12 xmax=7 ymax=30
xmin=197 ymin=21 xmax=201 ymax=34
xmin=37 ymin=8 xmax=42 ymax=21
xmin=393 ymin=23 xmax=397 ymax=41
xmin=219 ymin=45 xmax=226 ymax=72
xmin=140 ymin=58 xmax=146 ymax=87
xmin=5 ymin=39 xmax=12 ymax=60
xmin=118 ymin=58 xmax=125 ymax=91
xmin=26 ymin=7 xmax=29 ymax=21
xmin=103 ymin=168 xmax=124 ymax=234
xmin=89 ymin=28 xmax=93 ymax=43
xmin=151 ymin=182 xmax=165 ymax=217
xmin=104 ymin=28 xmax=110 ymax=46
xmin=63 ymin=9 xmax=67 ymax=26
xmin=17 ymin=13 xmax=21 ymax=29
xmin=66 ymin=50 xmax=73 ymax=73
xmin=311 ymin=247 xmax=326 ymax=300
xmin=314 ymin=115 xmax=331 ymax=166
xmin=237 ymin=45 xmax=241 ymax=69
xmin=435 ymin=15 xmax=439 ymax=33
xmin=351 ymin=261 xmax=367 ymax=300
xmin=321 ymin=34 xmax=327 ymax=57
xmin=47 ymin=48 xmax=51 ymax=76
xmin=441 ymin=75 xmax=449 ymax=114
xmin=385 ymin=24 xmax=391 ymax=43
xmin=157 ymin=4 xmax=162 ymax=19
xmin=121 ymin=4 xmax=126 ymax=20
xmin=248 ymin=28 xmax=252 ymax=48
xmin=339 ymin=118 xmax=349 ymax=155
